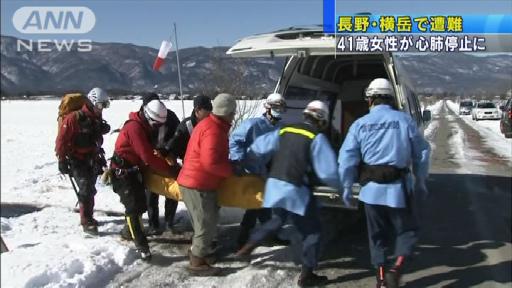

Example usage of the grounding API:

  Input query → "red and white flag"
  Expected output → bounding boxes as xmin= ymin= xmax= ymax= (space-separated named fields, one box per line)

xmin=153 ymin=40 xmax=172 ymax=71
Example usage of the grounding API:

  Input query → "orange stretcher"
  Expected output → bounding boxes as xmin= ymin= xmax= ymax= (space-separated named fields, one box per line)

xmin=143 ymin=172 xmax=264 ymax=209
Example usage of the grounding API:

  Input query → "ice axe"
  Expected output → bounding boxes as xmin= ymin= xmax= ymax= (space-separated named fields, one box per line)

xmin=1 ymin=236 xmax=8 ymax=253
xmin=68 ymin=175 xmax=80 ymax=207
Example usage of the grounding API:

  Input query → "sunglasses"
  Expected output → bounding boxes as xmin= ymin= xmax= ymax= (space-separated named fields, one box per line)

xmin=144 ymin=111 xmax=165 ymax=127
xmin=95 ymin=101 xmax=110 ymax=110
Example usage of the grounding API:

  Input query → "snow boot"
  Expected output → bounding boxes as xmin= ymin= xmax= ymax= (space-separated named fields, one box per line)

xmin=82 ymin=222 xmax=99 ymax=236
xmin=297 ymin=268 xmax=328 ymax=287
xmin=187 ymin=250 xmax=221 ymax=276
xmin=120 ymin=225 xmax=132 ymax=241
xmin=137 ymin=246 xmax=152 ymax=262
xmin=145 ymin=225 xmax=163 ymax=236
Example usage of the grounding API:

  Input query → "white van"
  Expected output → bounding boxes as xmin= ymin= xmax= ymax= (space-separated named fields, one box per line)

xmin=227 ymin=26 xmax=431 ymax=209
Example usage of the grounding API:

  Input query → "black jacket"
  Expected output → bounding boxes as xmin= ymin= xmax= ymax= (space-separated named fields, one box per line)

xmin=152 ymin=109 xmax=180 ymax=151
xmin=164 ymin=112 xmax=198 ymax=159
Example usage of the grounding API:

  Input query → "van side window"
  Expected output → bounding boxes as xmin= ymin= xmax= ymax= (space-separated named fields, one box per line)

xmin=405 ymin=91 xmax=421 ymax=126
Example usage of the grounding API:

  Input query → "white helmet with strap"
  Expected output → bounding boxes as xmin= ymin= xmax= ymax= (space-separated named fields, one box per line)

xmin=303 ymin=100 xmax=329 ymax=122
xmin=365 ymin=78 xmax=395 ymax=99
xmin=87 ymin=87 xmax=110 ymax=108
xmin=144 ymin=100 xmax=167 ymax=126
xmin=264 ymin=93 xmax=286 ymax=118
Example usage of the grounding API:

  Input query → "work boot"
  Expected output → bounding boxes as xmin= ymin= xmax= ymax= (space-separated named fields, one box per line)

xmin=376 ymin=266 xmax=387 ymax=288
xmin=237 ymin=227 xmax=250 ymax=249
xmin=187 ymin=249 xmax=221 ymax=276
xmin=137 ymin=246 xmax=152 ymax=262
xmin=385 ymin=268 xmax=401 ymax=288
xmin=189 ymin=248 xmax=217 ymax=265
xmin=120 ymin=225 xmax=132 ymax=241
xmin=269 ymin=236 xmax=290 ymax=246
xmin=297 ymin=268 xmax=328 ymax=287
xmin=234 ymin=242 xmax=256 ymax=262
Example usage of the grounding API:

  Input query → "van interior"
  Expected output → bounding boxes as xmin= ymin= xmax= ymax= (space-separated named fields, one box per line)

xmin=278 ymin=54 xmax=392 ymax=151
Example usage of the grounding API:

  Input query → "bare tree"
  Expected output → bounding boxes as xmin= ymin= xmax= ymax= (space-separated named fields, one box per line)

xmin=198 ymin=48 xmax=262 ymax=130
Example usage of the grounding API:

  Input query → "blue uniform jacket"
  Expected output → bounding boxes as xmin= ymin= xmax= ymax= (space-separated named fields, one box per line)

xmin=229 ymin=115 xmax=279 ymax=167
xmin=247 ymin=128 xmax=340 ymax=216
xmin=338 ymin=105 xmax=431 ymax=208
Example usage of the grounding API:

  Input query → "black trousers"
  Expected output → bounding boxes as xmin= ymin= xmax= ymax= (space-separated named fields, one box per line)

xmin=364 ymin=203 xmax=418 ymax=267
xmin=70 ymin=159 xmax=97 ymax=225
xmin=145 ymin=190 xmax=179 ymax=228
xmin=112 ymin=171 xmax=148 ymax=249
xmin=70 ymin=159 xmax=97 ymax=203
xmin=248 ymin=199 xmax=322 ymax=270
xmin=240 ymin=208 xmax=272 ymax=230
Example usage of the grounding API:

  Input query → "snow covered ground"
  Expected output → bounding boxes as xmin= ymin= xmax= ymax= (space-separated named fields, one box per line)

xmin=446 ymin=100 xmax=512 ymax=161
xmin=1 ymin=98 xmax=509 ymax=288
xmin=1 ymin=99 xmax=265 ymax=288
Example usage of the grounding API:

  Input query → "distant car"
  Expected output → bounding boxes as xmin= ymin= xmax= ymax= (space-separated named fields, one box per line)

xmin=471 ymin=101 xmax=500 ymax=121
xmin=458 ymin=100 xmax=473 ymax=115
xmin=500 ymin=97 xmax=512 ymax=138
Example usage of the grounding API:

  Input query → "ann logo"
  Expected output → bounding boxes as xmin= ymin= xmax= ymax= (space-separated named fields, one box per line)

xmin=13 ymin=7 xmax=95 ymax=34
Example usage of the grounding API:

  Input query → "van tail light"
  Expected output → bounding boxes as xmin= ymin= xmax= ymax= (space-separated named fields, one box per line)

xmin=508 ymin=111 xmax=512 ymax=119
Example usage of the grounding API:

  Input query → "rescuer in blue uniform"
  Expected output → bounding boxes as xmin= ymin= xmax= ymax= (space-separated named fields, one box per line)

xmin=236 ymin=100 xmax=340 ymax=287
xmin=229 ymin=93 xmax=288 ymax=248
xmin=338 ymin=78 xmax=431 ymax=288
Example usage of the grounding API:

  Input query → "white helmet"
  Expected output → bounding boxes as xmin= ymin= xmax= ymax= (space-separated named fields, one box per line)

xmin=264 ymin=93 xmax=286 ymax=117
xmin=303 ymin=100 xmax=329 ymax=122
xmin=144 ymin=100 xmax=167 ymax=126
xmin=87 ymin=87 xmax=110 ymax=108
xmin=365 ymin=78 xmax=394 ymax=99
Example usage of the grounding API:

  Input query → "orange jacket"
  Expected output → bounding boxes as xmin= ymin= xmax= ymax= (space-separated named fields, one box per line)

xmin=177 ymin=114 xmax=233 ymax=190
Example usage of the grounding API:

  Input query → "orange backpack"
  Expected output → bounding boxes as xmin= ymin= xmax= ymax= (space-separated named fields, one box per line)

xmin=57 ymin=93 xmax=89 ymax=129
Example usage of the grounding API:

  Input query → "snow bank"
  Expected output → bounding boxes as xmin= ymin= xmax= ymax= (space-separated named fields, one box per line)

xmin=422 ymin=100 xmax=444 ymax=151
xmin=446 ymin=100 xmax=512 ymax=161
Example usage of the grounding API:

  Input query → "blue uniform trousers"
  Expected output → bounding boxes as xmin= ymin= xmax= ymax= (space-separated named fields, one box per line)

xmin=248 ymin=197 xmax=322 ymax=270
xmin=364 ymin=203 xmax=418 ymax=267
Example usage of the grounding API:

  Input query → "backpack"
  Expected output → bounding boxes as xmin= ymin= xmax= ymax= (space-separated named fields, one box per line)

xmin=57 ymin=93 xmax=89 ymax=129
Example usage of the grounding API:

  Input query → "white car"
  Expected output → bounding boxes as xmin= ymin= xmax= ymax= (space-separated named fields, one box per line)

xmin=227 ymin=26 xmax=430 ymax=209
xmin=472 ymin=102 xmax=500 ymax=120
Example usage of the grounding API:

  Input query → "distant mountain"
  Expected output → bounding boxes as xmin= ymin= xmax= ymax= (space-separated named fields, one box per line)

xmin=395 ymin=53 xmax=512 ymax=96
xmin=0 ymin=36 xmax=283 ymax=98
xmin=1 ymin=35 xmax=511 ymax=97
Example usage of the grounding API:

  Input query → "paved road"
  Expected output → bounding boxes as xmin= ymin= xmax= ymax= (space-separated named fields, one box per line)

xmin=110 ymin=101 xmax=512 ymax=288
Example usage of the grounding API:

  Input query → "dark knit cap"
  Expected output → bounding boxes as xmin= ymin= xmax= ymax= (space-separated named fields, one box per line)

xmin=141 ymin=92 xmax=160 ymax=106
xmin=193 ymin=95 xmax=213 ymax=111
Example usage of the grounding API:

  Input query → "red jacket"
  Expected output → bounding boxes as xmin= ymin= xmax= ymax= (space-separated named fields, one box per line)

xmin=177 ymin=114 xmax=233 ymax=190
xmin=55 ymin=104 xmax=103 ymax=161
xmin=113 ymin=112 xmax=171 ymax=176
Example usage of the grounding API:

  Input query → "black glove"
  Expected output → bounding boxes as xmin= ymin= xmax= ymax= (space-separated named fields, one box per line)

xmin=156 ymin=147 xmax=169 ymax=157
xmin=94 ymin=153 xmax=107 ymax=175
xmin=100 ymin=120 xmax=111 ymax=135
xmin=58 ymin=160 xmax=71 ymax=174
xmin=169 ymin=164 xmax=182 ymax=179
xmin=231 ymin=160 xmax=246 ymax=176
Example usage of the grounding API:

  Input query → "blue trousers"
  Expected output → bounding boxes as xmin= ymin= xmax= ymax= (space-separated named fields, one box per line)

xmin=248 ymin=198 xmax=322 ymax=270
xmin=364 ymin=203 xmax=418 ymax=267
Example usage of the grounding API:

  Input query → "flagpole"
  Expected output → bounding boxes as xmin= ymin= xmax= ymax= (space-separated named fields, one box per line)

xmin=173 ymin=22 xmax=186 ymax=120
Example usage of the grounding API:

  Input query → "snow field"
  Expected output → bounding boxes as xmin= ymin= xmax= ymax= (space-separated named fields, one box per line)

xmin=1 ymin=99 xmax=262 ymax=288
